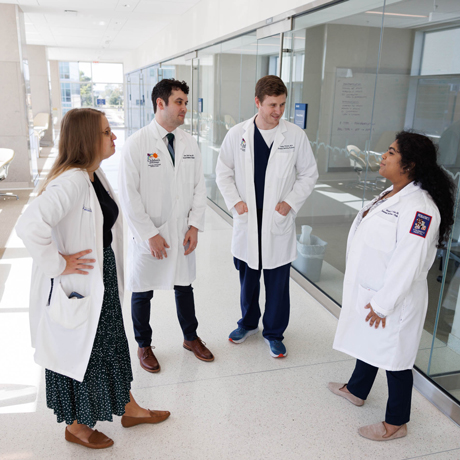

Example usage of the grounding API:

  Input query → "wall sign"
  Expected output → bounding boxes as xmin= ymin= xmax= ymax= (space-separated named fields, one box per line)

xmin=294 ymin=103 xmax=307 ymax=129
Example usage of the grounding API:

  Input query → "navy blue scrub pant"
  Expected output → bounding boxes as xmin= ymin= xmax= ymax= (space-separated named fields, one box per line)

xmin=131 ymin=285 xmax=198 ymax=347
xmin=347 ymin=359 xmax=413 ymax=426
xmin=234 ymin=208 xmax=291 ymax=341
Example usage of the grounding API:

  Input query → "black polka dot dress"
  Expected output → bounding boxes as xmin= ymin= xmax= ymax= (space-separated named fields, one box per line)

xmin=45 ymin=173 xmax=133 ymax=428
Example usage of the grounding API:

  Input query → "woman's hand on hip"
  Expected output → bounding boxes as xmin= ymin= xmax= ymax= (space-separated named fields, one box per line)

xmin=60 ymin=249 xmax=95 ymax=275
xmin=365 ymin=303 xmax=386 ymax=329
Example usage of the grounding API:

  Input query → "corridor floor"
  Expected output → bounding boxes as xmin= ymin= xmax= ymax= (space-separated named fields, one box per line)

xmin=1 ymin=136 xmax=460 ymax=459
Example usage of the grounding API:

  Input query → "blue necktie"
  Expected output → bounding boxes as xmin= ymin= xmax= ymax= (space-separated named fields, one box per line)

xmin=166 ymin=133 xmax=175 ymax=166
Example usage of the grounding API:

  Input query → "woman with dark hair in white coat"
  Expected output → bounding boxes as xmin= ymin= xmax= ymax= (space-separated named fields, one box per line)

xmin=329 ymin=131 xmax=455 ymax=441
xmin=16 ymin=108 xmax=170 ymax=449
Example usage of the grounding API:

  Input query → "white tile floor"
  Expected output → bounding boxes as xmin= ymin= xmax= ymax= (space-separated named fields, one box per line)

xmin=1 ymin=133 xmax=460 ymax=459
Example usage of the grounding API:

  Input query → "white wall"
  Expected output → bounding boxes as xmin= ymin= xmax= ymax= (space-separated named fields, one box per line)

xmin=124 ymin=0 xmax=318 ymax=73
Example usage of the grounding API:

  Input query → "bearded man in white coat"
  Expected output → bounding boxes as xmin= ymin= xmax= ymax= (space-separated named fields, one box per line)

xmin=216 ymin=76 xmax=318 ymax=358
xmin=119 ymin=79 xmax=214 ymax=373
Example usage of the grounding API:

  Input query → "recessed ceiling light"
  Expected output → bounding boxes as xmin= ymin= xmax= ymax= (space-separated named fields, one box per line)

xmin=365 ymin=11 xmax=428 ymax=18
xmin=99 ymin=21 xmax=105 ymax=26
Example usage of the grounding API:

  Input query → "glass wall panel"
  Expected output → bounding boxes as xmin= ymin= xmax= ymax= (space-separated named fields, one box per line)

xmin=288 ymin=0 xmax=385 ymax=304
xmin=126 ymin=70 xmax=143 ymax=134
xmin=195 ymin=33 xmax=258 ymax=211
xmin=159 ymin=56 xmax=192 ymax=133
xmin=142 ymin=65 xmax=159 ymax=126
xmin=370 ymin=0 xmax=460 ymax=400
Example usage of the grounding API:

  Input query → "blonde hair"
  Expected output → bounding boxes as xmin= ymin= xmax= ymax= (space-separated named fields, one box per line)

xmin=39 ymin=108 xmax=104 ymax=194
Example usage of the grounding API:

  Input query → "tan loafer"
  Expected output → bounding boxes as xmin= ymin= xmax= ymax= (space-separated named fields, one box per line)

xmin=65 ymin=427 xmax=114 ymax=449
xmin=183 ymin=337 xmax=214 ymax=362
xmin=121 ymin=409 xmax=171 ymax=428
xmin=358 ymin=422 xmax=407 ymax=441
xmin=327 ymin=382 xmax=364 ymax=406
xmin=138 ymin=346 xmax=160 ymax=373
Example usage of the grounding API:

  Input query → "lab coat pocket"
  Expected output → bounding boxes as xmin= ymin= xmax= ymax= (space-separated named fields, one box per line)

xmin=356 ymin=284 xmax=376 ymax=316
xmin=232 ymin=210 xmax=248 ymax=224
xmin=48 ymin=281 xmax=91 ymax=329
xmin=274 ymin=150 xmax=295 ymax=178
xmin=271 ymin=210 xmax=296 ymax=235
xmin=137 ymin=221 xmax=170 ymax=255
xmin=364 ymin=217 xmax=396 ymax=252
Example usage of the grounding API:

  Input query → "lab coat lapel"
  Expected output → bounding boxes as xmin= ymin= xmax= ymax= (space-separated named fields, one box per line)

xmin=242 ymin=117 xmax=257 ymax=210
xmin=269 ymin=118 xmax=287 ymax=162
xmin=174 ymin=130 xmax=186 ymax=169
xmin=362 ymin=182 xmax=418 ymax=222
xmin=89 ymin=175 xmax=104 ymax=274
xmin=150 ymin=121 xmax=174 ymax=168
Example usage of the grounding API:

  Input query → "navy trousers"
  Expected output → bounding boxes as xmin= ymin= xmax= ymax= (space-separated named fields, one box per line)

xmin=347 ymin=359 xmax=413 ymax=425
xmin=234 ymin=258 xmax=291 ymax=341
xmin=131 ymin=285 xmax=198 ymax=347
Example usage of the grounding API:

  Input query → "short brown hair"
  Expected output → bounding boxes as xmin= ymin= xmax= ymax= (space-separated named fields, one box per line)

xmin=255 ymin=75 xmax=287 ymax=103
xmin=39 ymin=108 xmax=104 ymax=193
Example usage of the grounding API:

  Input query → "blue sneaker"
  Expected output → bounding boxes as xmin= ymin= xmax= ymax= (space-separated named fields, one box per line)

xmin=228 ymin=326 xmax=259 ymax=344
xmin=264 ymin=338 xmax=287 ymax=358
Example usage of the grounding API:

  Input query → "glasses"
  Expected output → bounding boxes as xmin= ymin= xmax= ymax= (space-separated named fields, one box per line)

xmin=101 ymin=129 xmax=114 ymax=137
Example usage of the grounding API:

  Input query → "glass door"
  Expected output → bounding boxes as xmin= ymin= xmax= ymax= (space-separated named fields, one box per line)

xmin=142 ymin=65 xmax=159 ymax=126
xmin=127 ymin=70 xmax=143 ymax=135
xmin=256 ymin=33 xmax=281 ymax=80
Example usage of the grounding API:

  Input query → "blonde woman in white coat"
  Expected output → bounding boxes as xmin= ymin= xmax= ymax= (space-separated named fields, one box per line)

xmin=329 ymin=132 xmax=455 ymax=441
xmin=16 ymin=109 xmax=169 ymax=450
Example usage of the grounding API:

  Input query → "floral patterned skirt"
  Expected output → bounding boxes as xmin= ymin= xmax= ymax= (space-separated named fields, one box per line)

xmin=45 ymin=246 xmax=133 ymax=427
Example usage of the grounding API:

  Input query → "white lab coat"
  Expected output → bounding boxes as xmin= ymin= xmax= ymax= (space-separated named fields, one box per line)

xmin=216 ymin=116 xmax=318 ymax=270
xmin=118 ymin=119 xmax=206 ymax=291
xmin=333 ymin=182 xmax=440 ymax=371
xmin=16 ymin=168 xmax=124 ymax=382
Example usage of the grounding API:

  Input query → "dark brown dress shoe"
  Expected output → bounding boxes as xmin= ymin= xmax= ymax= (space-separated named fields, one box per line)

xmin=121 ymin=409 xmax=171 ymax=428
xmin=65 ymin=427 xmax=114 ymax=449
xmin=138 ymin=346 xmax=160 ymax=373
xmin=183 ymin=337 xmax=214 ymax=362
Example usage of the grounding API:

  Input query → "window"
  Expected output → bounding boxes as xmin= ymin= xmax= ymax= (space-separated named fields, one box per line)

xmin=59 ymin=61 xmax=125 ymax=126
xmin=421 ymin=28 xmax=460 ymax=75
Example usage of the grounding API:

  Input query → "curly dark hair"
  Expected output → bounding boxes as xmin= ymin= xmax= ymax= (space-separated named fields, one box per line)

xmin=151 ymin=78 xmax=189 ymax=113
xmin=395 ymin=131 xmax=456 ymax=247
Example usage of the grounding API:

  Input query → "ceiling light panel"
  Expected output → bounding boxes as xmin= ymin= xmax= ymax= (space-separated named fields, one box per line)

xmin=133 ymin=1 xmax=194 ymax=15
xmin=31 ymin=0 xmax=119 ymax=8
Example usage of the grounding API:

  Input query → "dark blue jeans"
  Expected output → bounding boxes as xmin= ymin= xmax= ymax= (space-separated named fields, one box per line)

xmin=131 ymin=285 xmax=198 ymax=347
xmin=347 ymin=359 xmax=413 ymax=425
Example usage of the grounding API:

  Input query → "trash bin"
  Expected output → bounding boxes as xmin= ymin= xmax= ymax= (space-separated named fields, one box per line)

xmin=292 ymin=234 xmax=327 ymax=282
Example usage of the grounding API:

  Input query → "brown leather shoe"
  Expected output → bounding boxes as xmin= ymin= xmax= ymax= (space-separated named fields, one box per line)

xmin=183 ymin=337 xmax=214 ymax=362
xmin=65 ymin=427 xmax=114 ymax=449
xmin=138 ymin=346 xmax=160 ymax=373
xmin=121 ymin=409 xmax=171 ymax=428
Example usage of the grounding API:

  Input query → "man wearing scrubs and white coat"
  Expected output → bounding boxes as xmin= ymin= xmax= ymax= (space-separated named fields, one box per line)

xmin=216 ymin=75 xmax=318 ymax=358
xmin=119 ymin=79 xmax=214 ymax=373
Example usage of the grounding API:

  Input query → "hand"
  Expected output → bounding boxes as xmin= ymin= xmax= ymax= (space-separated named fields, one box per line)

xmin=365 ymin=303 xmax=386 ymax=329
xmin=275 ymin=201 xmax=291 ymax=216
xmin=60 ymin=249 xmax=95 ymax=275
xmin=183 ymin=226 xmax=198 ymax=256
xmin=148 ymin=234 xmax=170 ymax=260
xmin=234 ymin=201 xmax=248 ymax=215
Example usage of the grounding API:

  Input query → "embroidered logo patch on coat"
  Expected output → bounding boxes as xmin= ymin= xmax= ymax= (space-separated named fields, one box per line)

xmin=410 ymin=212 xmax=432 ymax=238
xmin=147 ymin=152 xmax=161 ymax=167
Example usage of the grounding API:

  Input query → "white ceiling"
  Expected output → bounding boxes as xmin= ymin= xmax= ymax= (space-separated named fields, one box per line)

xmin=0 ymin=0 xmax=202 ymax=61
